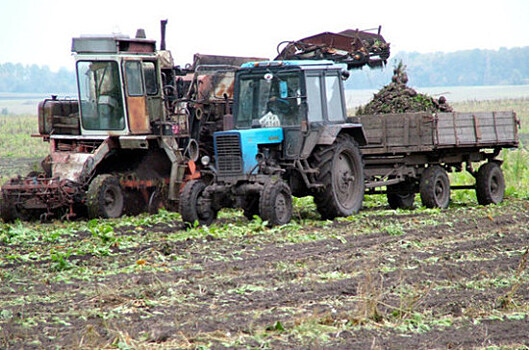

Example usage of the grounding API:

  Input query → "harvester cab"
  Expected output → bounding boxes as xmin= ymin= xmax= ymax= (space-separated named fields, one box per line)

xmin=71 ymin=33 xmax=161 ymax=135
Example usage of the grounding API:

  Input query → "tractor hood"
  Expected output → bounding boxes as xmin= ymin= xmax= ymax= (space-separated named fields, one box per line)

xmin=214 ymin=128 xmax=283 ymax=176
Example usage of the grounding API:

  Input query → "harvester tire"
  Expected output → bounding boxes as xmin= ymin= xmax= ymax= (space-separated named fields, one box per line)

xmin=87 ymin=174 xmax=124 ymax=219
xmin=259 ymin=178 xmax=292 ymax=226
xmin=475 ymin=162 xmax=505 ymax=205
xmin=419 ymin=166 xmax=450 ymax=209
xmin=312 ymin=135 xmax=364 ymax=219
xmin=180 ymin=179 xmax=216 ymax=227
xmin=0 ymin=192 xmax=16 ymax=222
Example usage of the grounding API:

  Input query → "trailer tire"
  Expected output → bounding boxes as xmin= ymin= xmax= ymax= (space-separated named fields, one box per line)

xmin=387 ymin=183 xmax=415 ymax=209
xmin=180 ymin=179 xmax=216 ymax=227
xmin=387 ymin=192 xmax=415 ymax=210
xmin=419 ymin=166 xmax=450 ymax=209
xmin=242 ymin=196 xmax=260 ymax=220
xmin=87 ymin=174 xmax=124 ymax=219
xmin=476 ymin=162 xmax=505 ymax=205
xmin=259 ymin=179 xmax=292 ymax=226
xmin=312 ymin=135 xmax=364 ymax=219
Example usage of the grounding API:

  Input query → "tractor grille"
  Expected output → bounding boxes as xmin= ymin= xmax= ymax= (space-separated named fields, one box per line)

xmin=216 ymin=134 xmax=243 ymax=175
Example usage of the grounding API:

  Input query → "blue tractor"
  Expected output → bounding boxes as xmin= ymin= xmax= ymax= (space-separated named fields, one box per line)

xmin=179 ymin=60 xmax=369 ymax=226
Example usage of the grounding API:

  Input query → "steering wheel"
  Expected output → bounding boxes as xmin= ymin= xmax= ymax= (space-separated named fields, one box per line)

xmin=268 ymin=97 xmax=292 ymax=114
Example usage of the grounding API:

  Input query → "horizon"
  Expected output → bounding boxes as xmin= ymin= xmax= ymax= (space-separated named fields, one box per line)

xmin=2 ymin=45 xmax=529 ymax=73
xmin=1 ymin=0 xmax=528 ymax=72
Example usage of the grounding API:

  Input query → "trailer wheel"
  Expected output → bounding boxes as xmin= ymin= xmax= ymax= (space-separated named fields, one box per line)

xmin=313 ymin=136 xmax=364 ymax=219
xmin=180 ymin=179 xmax=216 ymax=227
xmin=387 ymin=183 xmax=416 ymax=209
xmin=242 ymin=196 xmax=260 ymax=220
xmin=476 ymin=162 xmax=505 ymax=205
xmin=419 ymin=166 xmax=450 ymax=209
xmin=259 ymin=179 xmax=292 ymax=226
xmin=87 ymin=174 xmax=124 ymax=219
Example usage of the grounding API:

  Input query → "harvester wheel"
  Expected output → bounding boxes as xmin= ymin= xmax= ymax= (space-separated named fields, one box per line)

xmin=259 ymin=178 xmax=292 ymax=226
xmin=0 ymin=191 xmax=16 ymax=222
xmin=87 ymin=174 xmax=124 ymax=219
xmin=180 ymin=179 xmax=216 ymax=227
xmin=475 ymin=162 xmax=505 ymax=205
xmin=419 ymin=166 xmax=450 ymax=209
xmin=312 ymin=135 xmax=364 ymax=219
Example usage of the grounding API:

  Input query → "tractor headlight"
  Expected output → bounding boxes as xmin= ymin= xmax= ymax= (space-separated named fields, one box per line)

xmin=200 ymin=155 xmax=210 ymax=167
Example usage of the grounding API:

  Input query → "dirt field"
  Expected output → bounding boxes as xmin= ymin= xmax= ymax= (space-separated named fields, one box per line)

xmin=1 ymin=196 xmax=529 ymax=349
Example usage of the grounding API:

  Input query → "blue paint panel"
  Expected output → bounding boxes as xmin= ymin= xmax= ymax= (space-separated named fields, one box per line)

xmin=214 ymin=128 xmax=283 ymax=174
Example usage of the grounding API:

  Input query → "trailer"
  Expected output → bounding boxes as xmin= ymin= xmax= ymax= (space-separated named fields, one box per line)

xmin=357 ymin=111 xmax=519 ymax=208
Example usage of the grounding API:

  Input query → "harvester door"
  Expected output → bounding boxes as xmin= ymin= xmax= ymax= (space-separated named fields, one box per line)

xmin=124 ymin=60 xmax=150 ymax=134
xmin=142 ymin=61 xmax=164 ymax=124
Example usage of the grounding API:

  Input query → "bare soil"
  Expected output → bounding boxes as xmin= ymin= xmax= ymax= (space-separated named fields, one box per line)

xmin=1 ymin=199 xmax=529 ymax=349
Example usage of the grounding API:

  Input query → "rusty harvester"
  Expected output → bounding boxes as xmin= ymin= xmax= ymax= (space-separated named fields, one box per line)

xmin=0 ymin=21 xmax=265 ymax=221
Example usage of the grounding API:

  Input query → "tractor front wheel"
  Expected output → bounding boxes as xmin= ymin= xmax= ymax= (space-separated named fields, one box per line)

xmin=259 ymin=179 xmax=293 ymax=226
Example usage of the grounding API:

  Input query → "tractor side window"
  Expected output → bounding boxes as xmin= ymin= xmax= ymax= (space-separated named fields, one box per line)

xmin=125 ymin=61 xmax=144 ymax=96
xmin=325 ymin=74 xmax=345 ymax=122
xmin=306 ymin=75 xmax=323 ymax=122
xmin=143 ymin=61 xmax=158 ymax=95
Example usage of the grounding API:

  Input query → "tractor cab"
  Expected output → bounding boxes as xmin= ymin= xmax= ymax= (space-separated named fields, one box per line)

xmin=72 ymin=33 xmax=164 ymax=136
xmin=212 ymin=60 xmax=356 ymax=180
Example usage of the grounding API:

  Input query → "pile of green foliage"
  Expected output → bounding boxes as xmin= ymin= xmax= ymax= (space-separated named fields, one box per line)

xmin=357 ymin=61 xmax=453 ymax=115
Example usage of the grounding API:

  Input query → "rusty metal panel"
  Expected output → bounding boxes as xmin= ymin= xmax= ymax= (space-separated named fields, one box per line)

xmin=127 ymin=96 xmax=150 ymax=134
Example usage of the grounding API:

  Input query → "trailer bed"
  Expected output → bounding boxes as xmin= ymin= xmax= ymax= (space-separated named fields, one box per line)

xmin=357 ymin=111 xmax=518 ymax=155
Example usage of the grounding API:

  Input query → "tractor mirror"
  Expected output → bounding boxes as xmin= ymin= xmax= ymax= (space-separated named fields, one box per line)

xmin=280 ymin=81 xmax=288 ymax=98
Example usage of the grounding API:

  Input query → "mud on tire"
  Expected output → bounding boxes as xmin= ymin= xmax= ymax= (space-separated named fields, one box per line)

xmin=259 ymin=178 xmax=292 ymax=226
xmin=419 ymin=166 xmax=450 ymax=209
xmin=475 ymin=162 xmax=505 ymax=205
xmin=312 ymin=135 xmax=364 ymax=220
xmin=180 ymin=179 xmax=217 ymax=227
xmin=87 ymin=174 xmax=124 ymax=219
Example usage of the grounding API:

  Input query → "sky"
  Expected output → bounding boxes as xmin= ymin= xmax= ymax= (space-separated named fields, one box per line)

xmin=0 ymin=0 xmax=528 ymax=71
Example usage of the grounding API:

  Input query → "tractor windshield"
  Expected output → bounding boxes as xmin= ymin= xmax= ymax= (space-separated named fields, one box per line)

xmin=77 ymin=61 xmax=125 ymax=131
xmin=235 ymin=70 xmax=302 ymax=128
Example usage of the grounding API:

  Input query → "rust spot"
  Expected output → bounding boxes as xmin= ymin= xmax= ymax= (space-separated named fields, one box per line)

xmin=127 ymin=96 xmax=150 ymax=134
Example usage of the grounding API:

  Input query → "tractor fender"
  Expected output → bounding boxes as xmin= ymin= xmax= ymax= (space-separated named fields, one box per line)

xmin=316 ymin=123 xmax=367 ymax=146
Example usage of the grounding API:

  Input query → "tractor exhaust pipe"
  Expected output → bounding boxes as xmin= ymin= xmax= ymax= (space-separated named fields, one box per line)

xmin=160 ymin=19 xmax=168 ymax=50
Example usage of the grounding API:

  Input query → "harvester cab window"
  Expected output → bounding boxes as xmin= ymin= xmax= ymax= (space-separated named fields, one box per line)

xmin=77 ymin=61 xmax=125 ymax=130
xmin=125 ymin=61 xmax=144 ymax=96
xmin=235 ymin=71 xmax=302 ymax=128
xmin=142 ymin=61 xmax=158 ymax=95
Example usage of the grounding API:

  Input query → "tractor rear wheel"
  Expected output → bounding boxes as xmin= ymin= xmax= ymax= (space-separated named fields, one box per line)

xmin=312 ymin=135 xmax=364 ymax=219
xmin=259 ymin=178 xmax=292 ymax=226
xmin=475 ymin=162 xmax=505 ymax=205
xmin=87 ymin=174 xmax=124 ymax=219
xmin=180 ymin=179 xmax=217 ymax=227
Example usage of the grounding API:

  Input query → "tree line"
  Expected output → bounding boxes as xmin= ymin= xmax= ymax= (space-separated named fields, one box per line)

xmin=0 ymin=46 xmax=528 ymax=93
xmin=0 ymin=63 xmax=76 ymax=93
xmin=347 ymin=46 xmax=529 ymax=89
